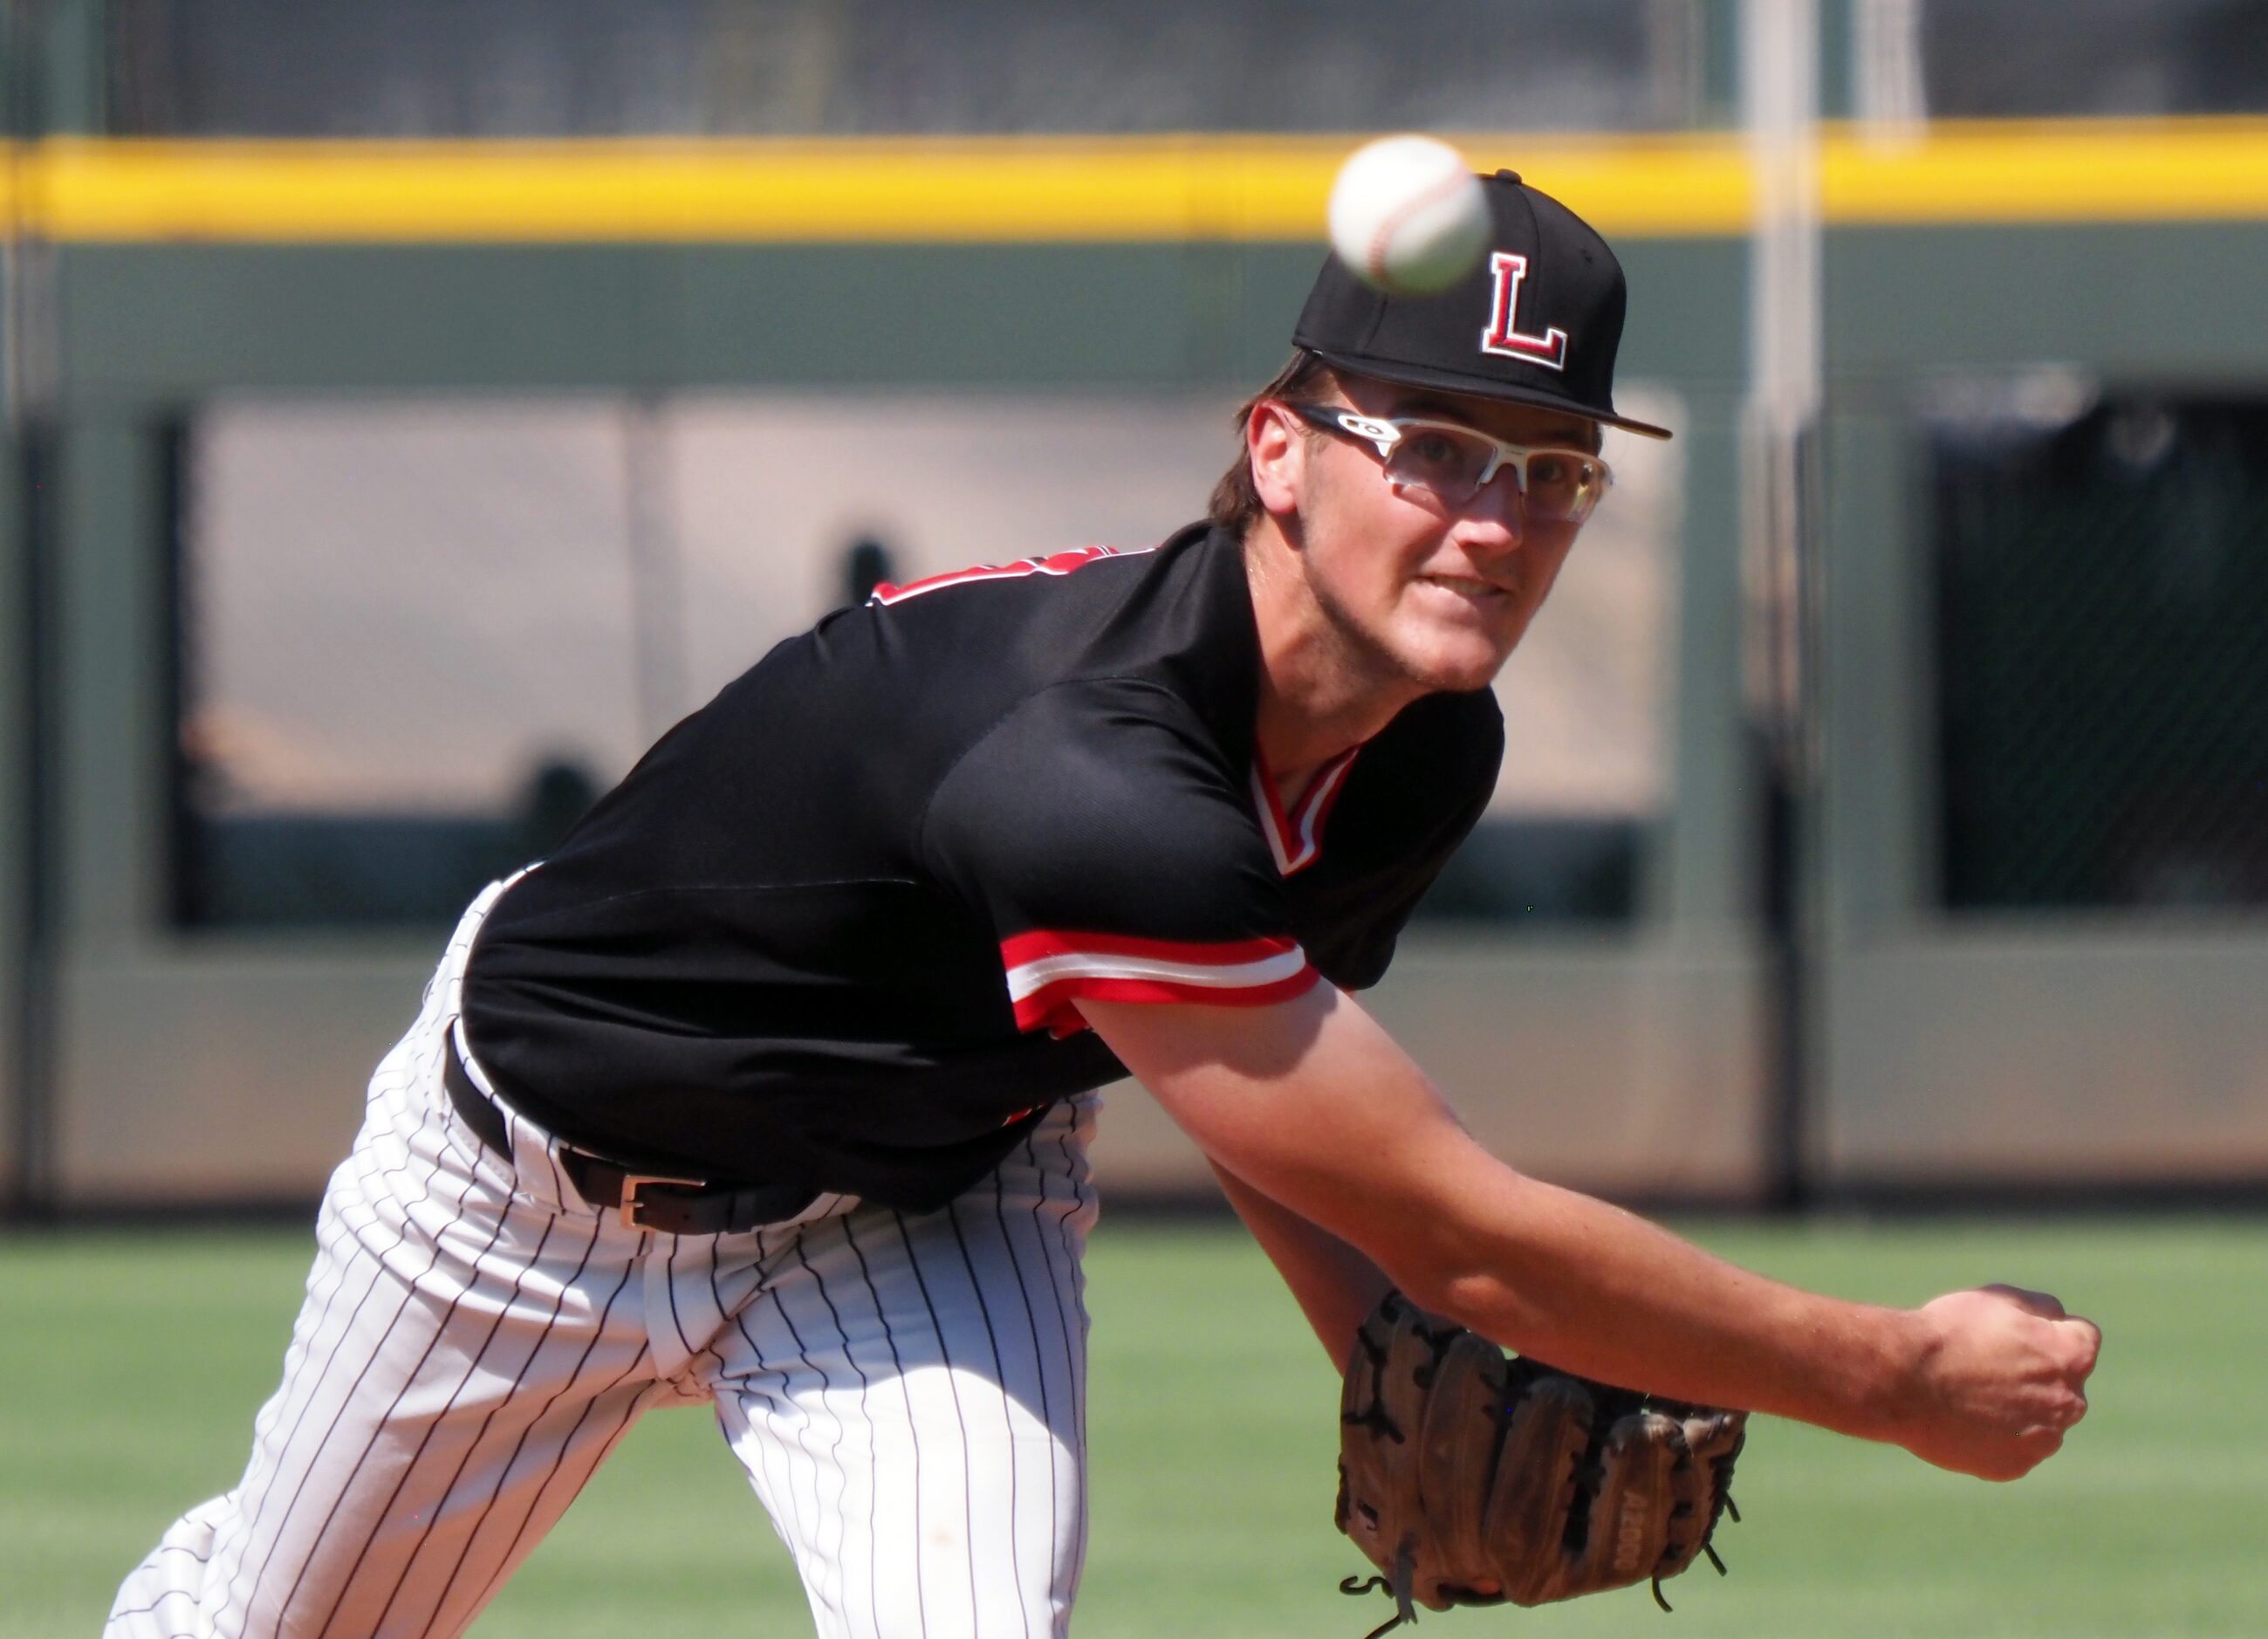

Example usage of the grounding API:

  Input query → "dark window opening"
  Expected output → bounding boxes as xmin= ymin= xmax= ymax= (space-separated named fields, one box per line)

xmin=1935 ymin=392 xmax=2268 ymax=911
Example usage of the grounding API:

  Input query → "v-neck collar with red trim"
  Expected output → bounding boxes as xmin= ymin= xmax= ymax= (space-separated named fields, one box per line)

xmin=1248 ymin=743 xmax=1361 ymax=876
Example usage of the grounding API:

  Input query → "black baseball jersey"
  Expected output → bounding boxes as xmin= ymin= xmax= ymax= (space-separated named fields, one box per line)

xmin=460 ymin=522 xmax=1503 ymax=1210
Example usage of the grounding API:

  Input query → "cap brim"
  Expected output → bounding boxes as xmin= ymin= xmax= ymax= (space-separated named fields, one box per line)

xmin=1302 ymin=347 xmax=1675 ymax=442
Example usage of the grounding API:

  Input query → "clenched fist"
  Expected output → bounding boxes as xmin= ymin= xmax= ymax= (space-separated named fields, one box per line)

xmin=1897 ymin=1285 xmax=2100 ymax=1480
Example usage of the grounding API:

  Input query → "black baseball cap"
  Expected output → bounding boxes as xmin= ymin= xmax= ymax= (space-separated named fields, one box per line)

xmin=1292 ymin=168 xmax=1671 ymax=441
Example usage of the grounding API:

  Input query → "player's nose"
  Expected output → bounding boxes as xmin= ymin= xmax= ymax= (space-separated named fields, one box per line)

xmin=1453 ymin=471 xmax=1527 ymax=553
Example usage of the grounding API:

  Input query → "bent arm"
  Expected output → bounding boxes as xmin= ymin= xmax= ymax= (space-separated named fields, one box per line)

xmin=1080 ymin=983 xmax=2099 ymax=1481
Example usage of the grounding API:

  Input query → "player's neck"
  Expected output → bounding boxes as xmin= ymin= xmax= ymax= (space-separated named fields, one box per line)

xmin=1243 ymin=523 xmax=1424 ymax=791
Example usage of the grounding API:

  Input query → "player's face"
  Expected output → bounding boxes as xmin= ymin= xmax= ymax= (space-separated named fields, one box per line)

xmin=1280 ymin=378 xmax=1602 ymax=696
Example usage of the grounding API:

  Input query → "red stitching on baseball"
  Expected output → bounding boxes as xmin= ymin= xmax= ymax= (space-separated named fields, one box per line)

xmin=1365 ymin=165 xmax=1476 ymax=285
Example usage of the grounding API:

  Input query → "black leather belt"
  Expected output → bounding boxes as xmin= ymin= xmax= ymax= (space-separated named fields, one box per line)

xmin=442 ymin=1031 xmax=817 ymax=1235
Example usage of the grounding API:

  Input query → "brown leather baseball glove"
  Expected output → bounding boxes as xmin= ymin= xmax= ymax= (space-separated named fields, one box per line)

xmin=1335 ymin=1290 xmax=1745 ymax=1636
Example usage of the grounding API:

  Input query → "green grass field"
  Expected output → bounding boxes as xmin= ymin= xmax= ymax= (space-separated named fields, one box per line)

xmin=4 ymin=1216 xmax=2259 ymax=1637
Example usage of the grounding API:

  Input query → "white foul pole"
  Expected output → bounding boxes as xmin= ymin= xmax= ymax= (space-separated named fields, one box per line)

xmin=1742 ymin=0 xmax=1825 ymax=1207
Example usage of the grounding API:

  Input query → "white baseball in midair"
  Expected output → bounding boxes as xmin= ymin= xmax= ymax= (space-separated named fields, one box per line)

xmin=1327 ymin=134 xmax=1491 ymax=296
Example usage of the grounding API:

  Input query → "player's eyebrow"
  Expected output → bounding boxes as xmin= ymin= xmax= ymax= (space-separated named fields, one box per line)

xmin=1394 ymin=394 xmax=1597 ymax=449
xmin=1386 ymin=393 xmax=1474 ymax=422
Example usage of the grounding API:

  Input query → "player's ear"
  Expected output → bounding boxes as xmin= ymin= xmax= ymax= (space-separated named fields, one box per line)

xmin=1247 ymin=399 xmax=1309 ymax=520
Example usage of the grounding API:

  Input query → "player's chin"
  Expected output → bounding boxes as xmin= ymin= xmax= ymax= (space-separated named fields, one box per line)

xmin=1391 ymin=627 xmax=1520 ymax=695
xmin=1392 ymin=600 xmax=1526 ymax=690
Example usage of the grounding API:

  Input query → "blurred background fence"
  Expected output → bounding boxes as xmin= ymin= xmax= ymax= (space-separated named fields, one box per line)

xmin=3 ymin=0 xmax=2266 ymax=1213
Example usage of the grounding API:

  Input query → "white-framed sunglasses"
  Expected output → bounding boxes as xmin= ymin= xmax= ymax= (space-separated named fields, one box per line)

xmin=1283 ymin=401 xmax=1614 ymax=523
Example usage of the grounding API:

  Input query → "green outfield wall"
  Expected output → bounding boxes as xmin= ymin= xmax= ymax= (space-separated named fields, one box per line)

xmin=4 ymin=126 xmax=2267 ymax=1209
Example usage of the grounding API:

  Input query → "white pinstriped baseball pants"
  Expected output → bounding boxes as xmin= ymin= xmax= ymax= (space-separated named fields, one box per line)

xmin=106 ymin=881 xmax=1100 ymax=1638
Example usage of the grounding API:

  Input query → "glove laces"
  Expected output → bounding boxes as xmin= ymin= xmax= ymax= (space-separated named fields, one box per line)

xmin=1339 ymin=1540 xmax=1421 ymax=1638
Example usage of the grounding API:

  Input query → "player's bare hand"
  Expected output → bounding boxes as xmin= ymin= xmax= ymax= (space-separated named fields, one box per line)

xmin=1897 ymin=1285 xmax=2100 ymax=1480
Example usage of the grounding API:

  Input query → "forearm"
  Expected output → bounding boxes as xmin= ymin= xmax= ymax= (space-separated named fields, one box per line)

xmin=1388 ymin=1151 xmax=1922 ymax=1438
xmin=1207 ymin=1151 xmax=1903 ymax=1433
xmin=1209 ymin=1161 xmax=1392 ymax=1368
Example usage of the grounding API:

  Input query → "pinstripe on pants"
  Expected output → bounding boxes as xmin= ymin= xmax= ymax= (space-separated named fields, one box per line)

xmin=106 ymin=881 xmax=1100 ymax=1638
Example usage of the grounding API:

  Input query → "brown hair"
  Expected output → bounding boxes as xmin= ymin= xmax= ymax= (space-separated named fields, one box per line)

xmin=1205 ymin=349 xmax=1342 ymax=538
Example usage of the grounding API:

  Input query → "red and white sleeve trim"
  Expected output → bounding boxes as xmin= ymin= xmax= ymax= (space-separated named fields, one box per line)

xmin=999 ymin=929 xmax=1319 ymax=1037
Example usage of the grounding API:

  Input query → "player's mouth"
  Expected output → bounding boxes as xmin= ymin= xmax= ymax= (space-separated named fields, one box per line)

xmin=1416 ymin=573 xmax=1511 ymax=602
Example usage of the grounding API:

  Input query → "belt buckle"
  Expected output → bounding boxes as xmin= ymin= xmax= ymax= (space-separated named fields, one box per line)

xmin=617 ymin=1172 xmax=706 ymax=1232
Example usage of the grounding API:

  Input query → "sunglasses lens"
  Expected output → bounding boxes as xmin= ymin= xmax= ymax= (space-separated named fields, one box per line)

xmin=1381 ymin=427 xmax=1496 ymax=501
xmin=1524 ymin=452 xmax=1607 ymax=523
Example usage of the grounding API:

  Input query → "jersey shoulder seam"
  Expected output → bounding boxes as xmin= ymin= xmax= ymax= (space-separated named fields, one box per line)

xmin=913 ymin=673 xmax=1207 ymax=866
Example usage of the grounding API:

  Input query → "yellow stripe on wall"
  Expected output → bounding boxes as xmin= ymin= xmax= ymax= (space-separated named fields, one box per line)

xmin=1 ymin=120 xmax=2264 ymax=243
xmin=7 ymin=135 xmax=1752 ymax=242
xmin=1824 ymin=119 xmax=2268 ymax=224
